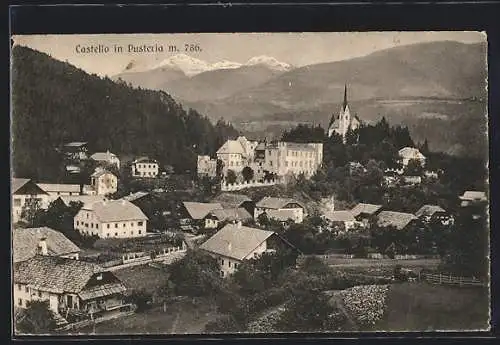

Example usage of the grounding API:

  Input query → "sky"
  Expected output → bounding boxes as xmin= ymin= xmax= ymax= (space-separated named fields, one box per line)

xmin=12 ymin=32 xmax=486 ymax=77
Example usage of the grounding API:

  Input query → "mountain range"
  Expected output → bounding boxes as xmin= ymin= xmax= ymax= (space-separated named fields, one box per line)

xmin=114 ymin=40 xmax=487 ymax=157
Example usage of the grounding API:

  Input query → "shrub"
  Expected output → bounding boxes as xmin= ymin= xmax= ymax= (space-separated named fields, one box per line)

xmin=125 ymin=289 xmax=153 ymax=313
xmin=205 ymin=315 xmax=243 ymax=333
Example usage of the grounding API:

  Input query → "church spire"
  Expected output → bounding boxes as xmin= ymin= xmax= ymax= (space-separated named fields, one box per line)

xmin=342 ymin=83 xmax=348 ymax=111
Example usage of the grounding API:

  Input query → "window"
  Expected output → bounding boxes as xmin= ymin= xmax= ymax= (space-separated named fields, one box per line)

xmin=18 ymin=298 xmax=22 ymax=306
xmin=38 ymin=291 xmax=42 ymax=298
xmin=138 ymin=230 xmax=142 ymax=234
xmin=123 ymin=223 xmax=126 ymax=228
xmin=13 ymin=198 xmax=21 ymax=207
xmin=131 ymin=231 xmax=134 ymax=236
xmin=107 ymin=224 xmax=110 ymax=229
xmin=76 ymin=221 xmax=79 ymax=226
xmin=138 ymin=221 xmax=143 ymax=226
xmin=131 ymin=222 xmax=134 ymax=226
xmin=107 ymin=233 xmax=110 ymax=237
xmin=91 ymin=223 xmax=94 ymax=228
xmin=221 ymin=259 xmax=225 ymax=266
xmin=18 ymin=284 xmax=21 ymax=291
xmin=115 ymin=223 xmax=118 ymax=228
xmin=115 ymin=232 xmax=118 ymax=237
xmin=25 ymin=286 xmax=29 ymax=293
xmin=95 ymin=224 xmax=99 ymax=229
xmin=228 ymin=261 xmax=231 ymax=268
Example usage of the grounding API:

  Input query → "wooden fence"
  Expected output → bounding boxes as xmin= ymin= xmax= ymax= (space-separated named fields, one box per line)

xmin=421 ymin=273 xmax=487 ymax=287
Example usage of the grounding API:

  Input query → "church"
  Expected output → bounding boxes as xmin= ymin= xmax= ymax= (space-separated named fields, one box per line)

xmin=327 ymin=84 xmax=361 ymax=142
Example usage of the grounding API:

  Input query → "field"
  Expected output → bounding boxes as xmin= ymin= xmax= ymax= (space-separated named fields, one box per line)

xmin=371 ymin=282 xmax=490 ymax=331
xmin=113 ymin=265 xmax=169 ymax=295
xmin=75 ymin=299 xmax=219 ymax=334
xmin=324 ymin=257 xmax=441 ymax=271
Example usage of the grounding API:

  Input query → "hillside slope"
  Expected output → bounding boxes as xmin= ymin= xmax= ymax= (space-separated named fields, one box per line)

xmin=11 ymin=46 xmax=239 ymax=180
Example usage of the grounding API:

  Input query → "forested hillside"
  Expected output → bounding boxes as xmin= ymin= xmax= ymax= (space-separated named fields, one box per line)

xmin=11 ymin=46 xmax=239 ymax=180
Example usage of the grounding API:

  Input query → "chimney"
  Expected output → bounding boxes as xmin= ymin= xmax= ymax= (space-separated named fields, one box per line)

xmin=236 ymin=221 xmax=242 ymax=228
xmin=80 ymin=183 xmax=84 ymax=195
xmin=38 ymin=237 xmax=48 ymax=256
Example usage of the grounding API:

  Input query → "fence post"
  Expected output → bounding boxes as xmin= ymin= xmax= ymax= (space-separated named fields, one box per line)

xmin=439 ymin=273 xmax=442 ymax=284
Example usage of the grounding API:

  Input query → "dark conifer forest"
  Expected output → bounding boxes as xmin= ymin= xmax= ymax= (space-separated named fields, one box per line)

xmin=11 ymin=46 xmax=239 ymax=180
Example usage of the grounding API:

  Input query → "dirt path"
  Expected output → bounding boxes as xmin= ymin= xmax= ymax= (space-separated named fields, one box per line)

xmin=331 ymin=295 xmax=359 ymax=331
xmin=170 ymin=309 xmax=182 ymax=334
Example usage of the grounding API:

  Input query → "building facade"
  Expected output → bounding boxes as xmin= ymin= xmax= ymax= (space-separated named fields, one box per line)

xmin=12 ymin=178 xmax=50 ymax=224
xmin=131 ymin=157 xmax=159 ymax=178
xmin=254 ymin=197 xmax=306 ymax=224
xmin=90 ymin=150 xmax=120 ymax=169
xmin=90 ymin=169 xmax=118 ymax=196
xmin=398 ymin=147 xmax=426 ymax=168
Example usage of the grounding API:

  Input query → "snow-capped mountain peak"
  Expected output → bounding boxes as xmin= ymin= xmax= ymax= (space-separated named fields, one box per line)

xmin=245 ymin=55 xmax=292 ymax=71
xmin=151 ymin=54 xmax=211 ymax=76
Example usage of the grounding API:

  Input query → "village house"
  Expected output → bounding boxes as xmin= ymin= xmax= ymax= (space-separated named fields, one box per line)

xmin=180 ymin=202 xmax=223 ymax=230
xmin=204 ymin=208 xmax=253 ymax=229
xmin=63 ymin=142 xmax=89 ymax=161
xmin=13 ymin=255 xmax=130 ymax=323
xmin=415 ymin=204 xmax=453 ymax=226
xmin=323 ymin=210 xmax=361 ymax=233
xmin=37 ymin=183 xmax=82 ymax=198
xmin=131 ymin=157 xmax=159 ymax=178
xmin=350 ymin=203 xmax=383 ymax=226
xmin=375 ymin=211 xmax=419 ymax=231
xmin=90 ymin=150 xmax=120 ymax=169
xmin=88 ymin=168 xmax=118 ymax=196
xmin=398 ymin=147 xmax=426 ymax=168
xmin=199 ymin=223 xmax=294 ymax=278
xmin=459 ymin=191 xmax=488 ymax=207
xmin=402 ymin=175 xmax=422 ymax=186
xmin=254 ymin=196 xmax=306 ymax=224
xmin=74 ymin=199 xmax=148 ymax=238
xmin=13 ymin=227 xmax=81 ymax=263
xmin=12 ymin=178 xmax=50 ymax=224
xmin=211 ymin=192 xmax=255 ymax=214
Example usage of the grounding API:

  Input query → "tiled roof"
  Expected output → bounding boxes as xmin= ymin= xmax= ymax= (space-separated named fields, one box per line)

xmin=78 ymin=283 xmax=127 ymax=301
xmin=13 ymin=227 xmax=81 ymax=263
xmin=208 ymin=208 xmax=252 ymax=222
xmin=376 ymin=211 xmax=417 ymax=230
xmin=256 ymin=196 xmax=304 ymax=210
xmin=199 ymin=224 xmax=274 ymax=261
xmin=59 ymin=195 xmax=106 ymax=208
xmin=88 ymin=200 xmax=148 ymax=222
xmin=91 ymin=169 xmax=115 ymax=178
xmin=133 ymin=157 xmax=157 ymax=164
xmin=182 ymin=202 xmax=223 ymax=220
xmin=415 ymin=205 xmax=446 ymax=218
xmin=122 ymin=191 xmax=150 ymax=202
xmin=64 ymin=142 xmax=87 ymax=147
xmin=323 ymin=210 xmax=356 ymax=222
xmin=398 ymin=147 xmax=425 ymax=159
xmin=211 ymin=193 xmax=252 ymax=208
xmin=90 ymin=152 xmax=118 ymax=161
xmin=460 ymin=191 xmax=487 ymax=201
xmin=350 ymin=203 xmax=382 ymax=217
xmin=216 ymin=140 xmax=245 ymax=155
xmin=14 ymin=256 xmax=103 ymax=294
xmin=37 ymin=183 xmax=81 ymax=194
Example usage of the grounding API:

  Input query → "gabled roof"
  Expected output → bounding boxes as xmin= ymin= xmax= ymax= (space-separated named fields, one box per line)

xmin=12 ymin=178 xmax=48 ymax=195
xmin=64 ymin=142 xmax=88 ymax=147
xmin=37 ymin=183 xmax=81 ymax=194
xmin=13 ymin=227 xmax=81 ymax=263
xmin=323 ymin=210 xmax=356 ymax=222
xmin=182 ymin=202 xmax=223 ymax=220
xmin=211 ymin=193 xmax=252 ymax=209
xmin=216 ymin=140 xmax=245 ymax=155
xmin=460 ymin=191 xmax=487 ymax=201
xmin=122 ymin=191 xmax=150 ymax=202
xmin=398 ymin=147 xmax=425 ymax=159
xmin=415 ymin=205 xmax=446 ymax=218
xmin=86 ymin=200 xmax=148 ymax=222
xmin=133 ymin=157 xmax=157 ymax=164
xmin=376 ymin=211 xmax=417 ymax=230
xmin=199 ymin=224 xmax=275 ymax=261
xmin=256 ymin=196 xmax=304 ymax=210
xmin=14 ymin=255 xmax=103 ymax=294
xmin=59 ymin=195 xmax=106 ymax=208
xmin=350 ymin=203 xmax=383 ymax=217
xmin=91 ymin=168 xmax=115 ymax=178
xmin=207 ymin=208 xmax=253 ymax=222
xmin=90 ymin=151 xmax=118 ymax=161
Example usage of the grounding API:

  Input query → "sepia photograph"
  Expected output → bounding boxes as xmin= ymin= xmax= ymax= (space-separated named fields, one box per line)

xmin=10 ymin=32 xmax=489 ymax=335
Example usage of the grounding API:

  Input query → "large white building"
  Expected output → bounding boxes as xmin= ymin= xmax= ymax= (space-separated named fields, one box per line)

xmin=254 ymin=197 xmax=306 ymax=224
xmin=197 ymin=136 xmax=323 ymax=181
xmin=74 ymin=199 xmax=148 ymax=238
xmin=328 ymin=84 xmax=360 ymax=142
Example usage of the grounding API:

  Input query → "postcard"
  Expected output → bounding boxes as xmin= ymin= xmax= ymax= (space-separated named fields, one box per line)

xmin=10 ymin=32 xmax=489 ymax=335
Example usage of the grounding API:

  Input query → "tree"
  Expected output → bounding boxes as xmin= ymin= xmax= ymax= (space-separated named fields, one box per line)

xmin=226 ymin=170 xmax=237 ymax=184
xmin=16 ymin=300 xmax=57 ymax=334
xmin=20 ymin=197 xmax=44 ymax=227
xmin=241 ymin=166 xmax=254 ymax=182
xmin=405 ymin=158 xmax=424 ymax=176
xmin=125 ymin=289 xmax=153 ymax=313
